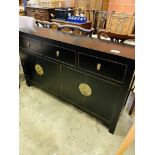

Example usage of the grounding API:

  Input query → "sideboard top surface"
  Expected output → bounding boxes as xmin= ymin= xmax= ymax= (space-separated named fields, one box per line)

xmin=19 ymin=28 xmax=135 ymax=60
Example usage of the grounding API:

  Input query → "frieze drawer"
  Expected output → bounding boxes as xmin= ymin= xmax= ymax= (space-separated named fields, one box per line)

xmin=25 ymin=6 xmax=56 ymax=22
xmin=42 ymin=42 xmax=76 ymax=66
xmin=19 ymin=36 xmax=41 ymax=52
xmin=78 ymin=53 xmax=127 ymax=82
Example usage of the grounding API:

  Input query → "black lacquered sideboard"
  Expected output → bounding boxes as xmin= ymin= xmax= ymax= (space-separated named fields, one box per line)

xmin=19 ymin=28 xmax=135 ymax=134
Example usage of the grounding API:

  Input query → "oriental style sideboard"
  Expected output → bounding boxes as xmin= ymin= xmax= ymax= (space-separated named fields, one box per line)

xmin=19 ymin=28 xmax=135 ymax=134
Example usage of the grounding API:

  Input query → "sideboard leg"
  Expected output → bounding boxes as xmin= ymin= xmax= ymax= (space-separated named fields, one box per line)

xmin=109 ymin=126 xmax=115 ymax=134
xmin=26 ymin=81 xmax=31 ymax=87
xmin=109 ymin=117 xmax=119 ymax=134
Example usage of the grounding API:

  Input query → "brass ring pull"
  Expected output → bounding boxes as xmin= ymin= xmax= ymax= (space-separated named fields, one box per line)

xmin=97 ymin=63 xmax=101 ymax=71
xmin=56 ymin=51 xmax=60 ymax=57
xmin=79 ymin=83 xmax=92 ymax=96
xmin=35 ymin=64 xmax=44 ymax=76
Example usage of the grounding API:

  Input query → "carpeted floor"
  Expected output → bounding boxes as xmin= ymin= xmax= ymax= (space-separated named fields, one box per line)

xmin=19 ymin=76 xmax=135 ymax=155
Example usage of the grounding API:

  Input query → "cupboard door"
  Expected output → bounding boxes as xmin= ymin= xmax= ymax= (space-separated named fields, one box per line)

xmin=20 ymin=50 xmax=60 ymax=95
xmin=82 ymin=75 xmax=121 ymax=121
xmin=61 ymin=66 xmax=86 ymax=106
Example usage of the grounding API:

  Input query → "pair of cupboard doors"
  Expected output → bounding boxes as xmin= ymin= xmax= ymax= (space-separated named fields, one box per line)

xmin=20 ymin=49 xmax=120 ymax=124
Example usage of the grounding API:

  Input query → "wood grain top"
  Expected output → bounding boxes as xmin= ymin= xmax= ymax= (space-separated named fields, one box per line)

xmin=20 ymin=27 xmax=135 ymax=60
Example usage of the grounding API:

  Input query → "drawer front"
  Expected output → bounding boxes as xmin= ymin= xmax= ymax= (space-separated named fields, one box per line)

xmin=42 ymin=43 xmax=76 ymax=66
xmin=36 ymin=9 xmax=49 ymax=21
xmin=39 ymin=14 xmax=49 ymax=21
xmin=26 ymin=8 xmax=36 ymax=16
xmin=78 ymin=53 xmax=127 ymax=82
xmin=37 ymin=9 xmax=48 ymax=14
xmin=19 ymin=36 xmax=41 ymax=52
xmin=26 ymin=8 xmax=49 ymax=21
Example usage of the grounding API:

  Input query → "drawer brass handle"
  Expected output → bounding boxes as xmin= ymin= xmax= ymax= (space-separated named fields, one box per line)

xmin=35 ymin=64 xmax=44 ymax=76
xmin=27 ymin=42 xmax=30 ymax=47
xmin=97 ymin=63 xmax=101 ymax=71
xmin=79 ymin=83 xmax=92 ymax=96
xmin=56 ymin=51 xmax=60 ymax=57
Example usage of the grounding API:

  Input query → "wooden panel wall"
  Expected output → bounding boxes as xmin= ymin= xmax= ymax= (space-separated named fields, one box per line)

xmin=108 ymin=0 xmax=135 ymax=14
xmin=74 ymin=0 xmax=109 ymax=11
xmin=64 ymin=0 xmax=75 ymax=7
xmin=59 ymin=0 xmax=135 ymax=13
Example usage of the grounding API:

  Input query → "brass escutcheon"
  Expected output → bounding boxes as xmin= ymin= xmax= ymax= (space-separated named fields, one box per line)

xmin=35 ymin=64 xmax=44 ymax=76
xmin=79 ymin=83 xmax=92 ymax=96
xmin=56 ymin=51 xmax=60 ymax=57
xmin=97 ymin=63 xmax=101 ymax=71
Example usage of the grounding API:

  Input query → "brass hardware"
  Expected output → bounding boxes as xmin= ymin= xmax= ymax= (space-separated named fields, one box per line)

xmin=35 ymin=64 xmax=44 ymax=76
xmin=97 ymin=63 xmax=101 ymax=71
xmin=27 ymin=42 xmax=30 ymax=47
xmin=56 ymin=51 xmax=60 ymax=57
xmin=79 ymin=83 xmax=92 ymax=96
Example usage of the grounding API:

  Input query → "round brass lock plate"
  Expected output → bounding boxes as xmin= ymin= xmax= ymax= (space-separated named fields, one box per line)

xmin=35 ymin=64 xmax=44 ymax=76
xmin=79 ymin=83 xmax=92 ymax=96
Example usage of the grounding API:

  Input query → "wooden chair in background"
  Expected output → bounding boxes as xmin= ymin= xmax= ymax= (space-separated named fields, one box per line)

xmin=35 ymin=19 xmax=94 ymax=37
xmin=97 ymin=12 xmax=135 ymax=43
xmin=98 ymin=30 xmax=135 ymax=43
xmin=58 ymin=24 xmax=94 ymax=37
xmin=36 ymin=20 xmax=51 ymax=28
xmin=36 ymin=20 xmax=60 ymax=30
xmin=50 ymin=22 xmax=60 ymax=30
xmin=75 ymin=8 xmax=101 ymax=33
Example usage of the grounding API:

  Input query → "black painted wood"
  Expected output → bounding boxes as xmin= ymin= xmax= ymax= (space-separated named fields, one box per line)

xmin=19 ymin=29 xmax=135 ymax=134
xmin=78 ymin=53 xmax=127 ymax=82
xmin=20 ymin=50 xmax=60 ymax=95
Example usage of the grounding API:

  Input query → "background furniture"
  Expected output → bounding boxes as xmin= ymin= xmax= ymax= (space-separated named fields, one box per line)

xmin=51 ymin=19 xmax=92 ymax=29
xmin=98 ymin=30 xmax=135 ymax=43
xmin=19 ymin=9 xmax=25 ymax=16
xmin=54 ymin=8 xmax=75 ymax=20
xmin=19 ymin=28 xmax=135 ymax=134
xmin=129 ymin=95 xmax=135 ymax=115
xmin=58 ymin=24 xmax=93 ymax=37
xmin=36 ymin=20 xmax=60 ymax=29
xmin=97 ymin=12 xmax=135 ymax=42
xmin=25 ymin=6 xmax=58 ymax=21
xmin=129 ymin=85 xmax=135 ymax=115
xmin=35 ymin=20 xmax=93 ymax=35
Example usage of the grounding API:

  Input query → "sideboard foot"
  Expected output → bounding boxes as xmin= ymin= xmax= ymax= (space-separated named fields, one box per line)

xmin=26 ymin=81 xmax=31 ymax=87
